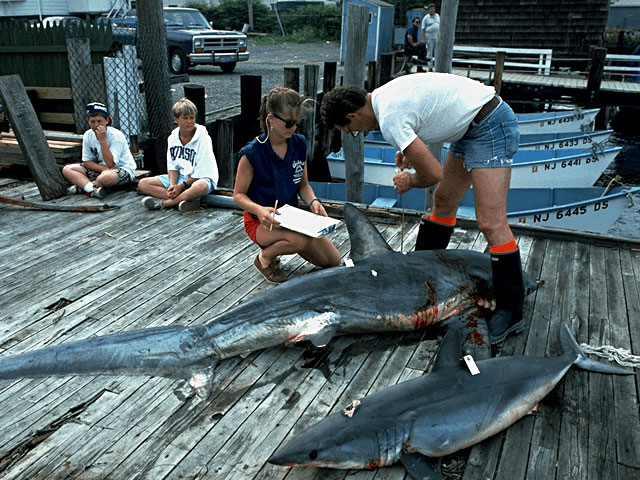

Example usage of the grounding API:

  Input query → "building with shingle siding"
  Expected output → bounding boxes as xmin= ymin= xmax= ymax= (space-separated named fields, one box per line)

xmin=452 ymin=0 xmax=610 ymax=58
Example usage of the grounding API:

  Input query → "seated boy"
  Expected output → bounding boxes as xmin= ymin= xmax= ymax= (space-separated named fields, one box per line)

xmin=62 ymin=102 xmax=136 ymax=198
xmin=138 ymin=98 xmax=219 ymax=213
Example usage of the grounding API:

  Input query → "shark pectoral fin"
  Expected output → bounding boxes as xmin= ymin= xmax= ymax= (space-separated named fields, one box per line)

xmin=173 ymin=359 xmax=219 ymax=401
xmin=307 ymin=325 xmax=338 ymax=348
xmin=399 ymin=452 xmax=442 ymax=480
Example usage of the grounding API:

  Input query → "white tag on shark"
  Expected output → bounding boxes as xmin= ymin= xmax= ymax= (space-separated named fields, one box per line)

xmin=344 ymin=258 xmax=355 ymax=267
xmin=464 ymin=355 xmax=480 ymax=375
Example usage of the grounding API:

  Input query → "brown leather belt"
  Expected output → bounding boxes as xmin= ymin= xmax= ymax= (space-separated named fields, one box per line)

xmin=472 ymin=95 xmax=501 ymax=124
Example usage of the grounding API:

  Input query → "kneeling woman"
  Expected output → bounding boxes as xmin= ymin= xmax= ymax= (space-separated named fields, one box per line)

xmin=233 ymin=87 xmax=342 ymax=284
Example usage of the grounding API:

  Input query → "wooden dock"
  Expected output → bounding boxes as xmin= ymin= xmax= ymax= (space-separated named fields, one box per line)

xmin=0 ymin=178 xmax=639 ymax=480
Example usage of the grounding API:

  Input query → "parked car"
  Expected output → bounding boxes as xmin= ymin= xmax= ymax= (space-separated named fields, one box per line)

xmin=109 ymin=7 xmax=249 ymax=74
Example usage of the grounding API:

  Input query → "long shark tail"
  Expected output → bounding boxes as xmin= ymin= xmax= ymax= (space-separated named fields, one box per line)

xmin=0 ymin=324 xmax=218 ymax=381
xmin=560 ymin=322 xmax=633 ymax=375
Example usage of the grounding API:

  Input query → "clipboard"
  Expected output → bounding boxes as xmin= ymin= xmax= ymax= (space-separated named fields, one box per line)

xmin=274 ymin=204 xmax=341 ymax=238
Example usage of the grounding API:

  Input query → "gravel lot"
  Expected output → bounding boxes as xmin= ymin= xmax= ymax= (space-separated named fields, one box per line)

xmin=170 ymin=40 xmax=343 ymax=114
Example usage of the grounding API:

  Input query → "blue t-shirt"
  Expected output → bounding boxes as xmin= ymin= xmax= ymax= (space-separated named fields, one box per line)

xmin=238 ymin=133 xmax=307 ymax=209
xmin=404 ymin=24 xmax=419 ymax=49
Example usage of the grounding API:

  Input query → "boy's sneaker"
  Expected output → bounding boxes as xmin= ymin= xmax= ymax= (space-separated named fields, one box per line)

xmin=142 ymin=196 xmax=162 ymax=210
xmin=67 ymin=185 xmax=78 ymax=195
xmin=93 ymin=187 xmax=107 ymax=199
xmin=179 ymin=199 xmax=201 ymax=213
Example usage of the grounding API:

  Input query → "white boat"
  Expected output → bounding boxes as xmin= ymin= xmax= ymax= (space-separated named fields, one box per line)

xmin=363 ymin=129 xmax=613 ymax=152
xmin=518 ymin=130 xmax=613 ymax=151
xmin=309 ymin=182 xmax=640 ymax=235
xmin=516 ymin=108 xmax=600 ymax=135
xmin=326 ymin=144 xmax=622 ymax=188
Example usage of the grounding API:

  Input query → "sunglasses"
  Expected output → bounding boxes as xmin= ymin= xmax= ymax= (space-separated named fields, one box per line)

xmin=272 ymin=113 xmax=298 ymax=128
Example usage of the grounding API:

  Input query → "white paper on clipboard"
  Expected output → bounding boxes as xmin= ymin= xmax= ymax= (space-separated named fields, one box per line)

xmin=274 ymin=204 xmax=341 ymax=238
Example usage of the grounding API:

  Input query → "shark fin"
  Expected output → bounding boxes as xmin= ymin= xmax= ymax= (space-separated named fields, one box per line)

xmin=442 ymin=311 xmax=491 ymax=363
xmin=560 ymin=322 xmax=633 ymax=375
xmin=430 ymin=325 xmax=466 ymax=373
xmin=307 ymin=325 xmax=337 ymax=348
xmin=344 ymin=203 xmax=392 ymax=263
xmin=400 ymin=452 xmax=442 ymax=480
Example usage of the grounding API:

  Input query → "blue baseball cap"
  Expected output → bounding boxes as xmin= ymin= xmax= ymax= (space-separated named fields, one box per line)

xmin=86 ymin=102 xmax=110 ymax=118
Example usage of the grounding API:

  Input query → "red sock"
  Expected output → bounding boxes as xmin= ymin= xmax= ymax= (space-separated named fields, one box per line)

xmin=425 ymin=214 xmax=456 ymax=226
xmin=489 ymin=239 xmax=518 ymax=254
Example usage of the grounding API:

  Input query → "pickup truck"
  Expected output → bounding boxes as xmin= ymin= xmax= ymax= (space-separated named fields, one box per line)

xmin=109 ymin=7 xmax=249 ymax=74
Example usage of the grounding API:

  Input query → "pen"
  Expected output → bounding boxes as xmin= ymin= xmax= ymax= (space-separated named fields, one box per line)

xmin=270 ymin=199 xmax=278 ymax=231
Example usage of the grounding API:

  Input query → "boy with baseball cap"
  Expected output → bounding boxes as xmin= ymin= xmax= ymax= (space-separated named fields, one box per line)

xmin=62 ymin=102 xmax=137 ymax=198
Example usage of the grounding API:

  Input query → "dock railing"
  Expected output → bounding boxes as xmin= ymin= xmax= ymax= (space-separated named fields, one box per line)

xmin=603 ymin=54 xmax=640 ymax=82
xmin=452 ymin=45 xmax=553 ymax=75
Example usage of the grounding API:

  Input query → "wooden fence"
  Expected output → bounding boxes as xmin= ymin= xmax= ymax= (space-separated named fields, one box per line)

xmin=0 ymin=22 xmax=113 ymax=88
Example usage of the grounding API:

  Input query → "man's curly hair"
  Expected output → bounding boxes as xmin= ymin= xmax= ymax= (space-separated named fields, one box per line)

xmin=320 ymin=86 xmax=368 ymax=128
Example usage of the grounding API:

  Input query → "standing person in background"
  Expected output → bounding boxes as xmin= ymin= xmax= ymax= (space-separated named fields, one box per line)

xmin=63 ymin=102 xmax=136 ymax=199
xmin=139 ymin=98 xmax=219 ymax=213
xmin=421 ymin=3 xmax=440 ymax=68
xmin=233 ymin=87 xmax=341 ymax=284
xmin=404 ymin=16 xmax=427 ymax=73
xmin=320 ymin=74 xmax=524 ymax=345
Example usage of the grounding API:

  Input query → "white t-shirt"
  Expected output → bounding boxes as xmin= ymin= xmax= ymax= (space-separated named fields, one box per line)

xmin=421 ymin=13 xmax=440 ymax=39
xmin=82 ymin=126 xmax=137 ymax=180
xmin=167 ymin=124 xmax=219 ymax=186
xmin=371 ymin=73 xmax=496 ymax=152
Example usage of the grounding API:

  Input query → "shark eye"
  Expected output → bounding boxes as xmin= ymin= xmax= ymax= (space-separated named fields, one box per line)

xmin=309 ymin=450 xmax=318 ymax=460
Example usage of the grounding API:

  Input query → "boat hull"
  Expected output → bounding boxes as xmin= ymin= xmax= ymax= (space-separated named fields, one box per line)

xmin=326 ymin=145 xmax=622 ymax=188
xmin=309 ymin=182 xmax=640 ymax=235
xmin=516 ymin=108 xmax=599 ymax=135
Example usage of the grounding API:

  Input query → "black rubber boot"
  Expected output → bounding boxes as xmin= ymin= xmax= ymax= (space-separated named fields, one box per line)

xmin=488 ymin=249 xmax=525 ymax=344
xmin=415 ymin=217 xmax=454 ymax=251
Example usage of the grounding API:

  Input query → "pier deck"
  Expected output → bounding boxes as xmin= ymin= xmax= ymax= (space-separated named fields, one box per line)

xmin=0 ymin=178 xmax=639 ymax=480
xmin=451 ymin=67 xmax=640 ymax=106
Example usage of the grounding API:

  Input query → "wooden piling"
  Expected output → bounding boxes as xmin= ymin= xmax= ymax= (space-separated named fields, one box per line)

xmin=284 ymin=67 xmax=300 ymax=92
xmin=183 ymin=84 xmax=206 ymax=126
xmin=342 ymin=4 xmax=369 ymax=204
xmin=493 ymin=51 xmax=506 ymax=95
xmin=309 ymin=61 xmax=336 ymax=181
xmin=586 ymin=46 xmax=607 ymax=108
xmin=302 ymin=64 xmax=319 ymax=165
xmin=379 ymin=52 xmax=394 ymax=87
xmin=239 ymin=75 xmax=261 ymax=147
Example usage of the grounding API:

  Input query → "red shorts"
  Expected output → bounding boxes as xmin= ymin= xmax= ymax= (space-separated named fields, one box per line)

xmin=243 ymin=211 xmax=264 ymax=248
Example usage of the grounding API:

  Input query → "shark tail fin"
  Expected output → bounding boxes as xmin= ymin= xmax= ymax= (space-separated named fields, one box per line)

xmin=344 ymin=203 xmax=392 ymax=263
xmin=560 ymin=322 xmax=633 ymax=375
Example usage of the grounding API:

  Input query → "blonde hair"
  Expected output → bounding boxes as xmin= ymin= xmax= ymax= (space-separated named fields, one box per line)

xmin=258 ymin=87 xmax=312 ymax=133
xmin=173 ymin=98 xmax=198 ymax=118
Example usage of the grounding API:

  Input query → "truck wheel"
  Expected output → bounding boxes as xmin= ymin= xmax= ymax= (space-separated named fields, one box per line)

xmin=220 ymin=62 xmax=236 ymax=73
xmin=169 ymin=49 xmax=187 ymax=74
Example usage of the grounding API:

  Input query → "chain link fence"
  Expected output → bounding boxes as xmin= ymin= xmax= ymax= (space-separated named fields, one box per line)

xmin=64 ymin=21 xmax=177 ymax=170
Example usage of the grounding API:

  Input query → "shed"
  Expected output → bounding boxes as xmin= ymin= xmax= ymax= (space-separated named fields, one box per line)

xmin=340 ymin=0 xmax=394 ymax=64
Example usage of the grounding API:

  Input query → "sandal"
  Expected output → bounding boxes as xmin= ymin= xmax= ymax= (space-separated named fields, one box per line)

xmin=254 ymin=255 xmax=287 ymax=284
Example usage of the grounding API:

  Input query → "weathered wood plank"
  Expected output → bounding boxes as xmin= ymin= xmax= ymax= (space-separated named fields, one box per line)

xmin=0 ymin=75 xmax=67 ymax=199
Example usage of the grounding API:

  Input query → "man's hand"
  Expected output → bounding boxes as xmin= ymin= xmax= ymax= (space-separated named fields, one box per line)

xmin=395 ymin=151 xmax=411 ymax=170
xmin=393 ymin=171 xmax=413 ymax=194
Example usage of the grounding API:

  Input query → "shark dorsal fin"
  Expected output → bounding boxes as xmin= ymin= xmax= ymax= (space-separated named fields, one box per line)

xmin=430 ymin=326 xmax=466 ymax=373
xmin=344 ymin=203 xmax=392 ymax=263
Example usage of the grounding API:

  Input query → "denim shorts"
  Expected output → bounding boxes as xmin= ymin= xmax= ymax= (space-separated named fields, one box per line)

xmin=157 ymin=174 xmax=216 ymax=194
xmin=447 ymin=101 xmax=520 ymax=172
